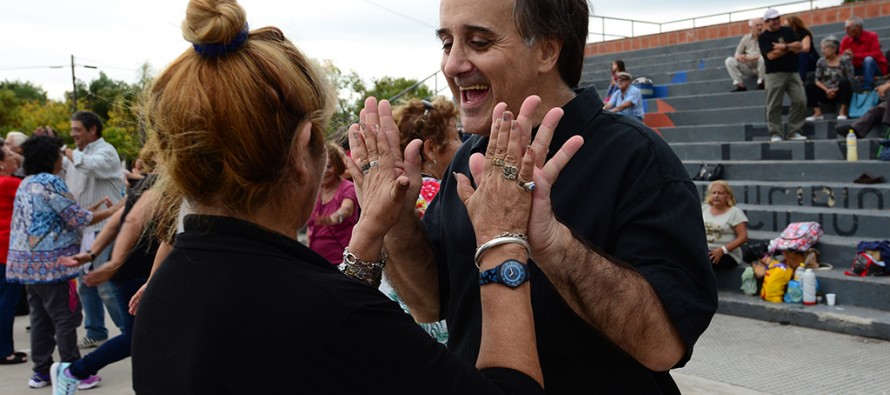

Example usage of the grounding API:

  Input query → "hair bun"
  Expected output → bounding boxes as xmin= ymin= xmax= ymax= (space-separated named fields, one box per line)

xmin=182 ymin=0 xmax=247 ymax=48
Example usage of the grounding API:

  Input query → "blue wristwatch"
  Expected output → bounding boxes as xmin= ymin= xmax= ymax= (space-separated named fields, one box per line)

xmin=479 ymin=260 xmax=529 ymax=288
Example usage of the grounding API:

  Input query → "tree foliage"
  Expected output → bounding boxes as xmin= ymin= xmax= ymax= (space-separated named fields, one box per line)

xmin=316 ymin=60 xmax=435 ymax=140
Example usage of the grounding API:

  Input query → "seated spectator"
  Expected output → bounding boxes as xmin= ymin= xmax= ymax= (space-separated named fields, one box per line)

xmin=841 ymin=16 xmax=888 ymax=90
xmin=836 ymin=79 xmax=890 ymax=138
xmin=785 ymin=16 xmax=820 ymax=83
xmin=602 ymin=71 xmax=644 ymax=121
xmin=725 ymin=18 xmax=766 ymax=92
xmin=806 ymin=36 xmax=854 ymax=121
xmin=604 ymin=59 xmax=625 ymax=102
xmin=702 ymin=181 xmax=749 ymax=271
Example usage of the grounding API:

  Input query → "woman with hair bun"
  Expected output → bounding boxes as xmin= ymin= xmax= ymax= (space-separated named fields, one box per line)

xmin=128 ymin=0 xmax=580 ymax=393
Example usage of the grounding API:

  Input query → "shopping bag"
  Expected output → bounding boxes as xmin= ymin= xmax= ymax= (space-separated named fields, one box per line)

xmin=849 ymin=91 xmax=879 ymax=118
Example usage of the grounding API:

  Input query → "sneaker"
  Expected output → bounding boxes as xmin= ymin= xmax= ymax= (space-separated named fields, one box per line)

xmin=77 ymin=337 xmax=105 ymax=349
xmin=731 ymin=85 xmax=747 ymax=92
xmin=770 ymin=134 xmax=783 ymax=142
xmin=77 ymin=375 xmax=101 ymax=390
xmin=805 ymin=115 xmax=823 ymax=121
xmin=50 ymin=362 xmax=79 ymax=395
xmin=837 ymin=115 xmax=848 ymax=120
xmin=757 ymin=81 xmax=765 ymax=90
xmin=788 ymin=132 xmax=808 ymax=141
xmin=28 ymin=371 xmax=50 ymax=388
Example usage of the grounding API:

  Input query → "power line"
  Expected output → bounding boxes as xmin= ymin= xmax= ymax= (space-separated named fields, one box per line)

xmin=361 ymin=0 xmax=436 ymax=30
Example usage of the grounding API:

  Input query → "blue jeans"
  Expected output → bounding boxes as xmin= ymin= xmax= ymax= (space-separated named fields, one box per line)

xmin=0 ymin=266 xmax=22 ymax=357
xmin=69 ymin=277 xmax=145 ymax=379
xmin=856 ymin=56 xmax=879 ymax=90
xmin=78 ymin=241 xmax=125 ymax=340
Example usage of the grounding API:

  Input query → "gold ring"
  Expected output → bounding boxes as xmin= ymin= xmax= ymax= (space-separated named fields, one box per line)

xmin=492 ymin=158 xmax=505 ymax=167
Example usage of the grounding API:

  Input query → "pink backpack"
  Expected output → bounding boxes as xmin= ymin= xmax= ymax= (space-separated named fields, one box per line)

xmin=768 ymin=222 xmax=823 ymax=253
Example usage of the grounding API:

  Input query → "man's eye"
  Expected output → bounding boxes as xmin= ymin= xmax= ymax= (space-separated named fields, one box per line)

xmin=469 ymin=40 xmax=491 ymax=49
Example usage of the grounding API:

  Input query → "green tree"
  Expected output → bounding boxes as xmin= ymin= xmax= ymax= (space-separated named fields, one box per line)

xmin=354 ymin=76 xmax=434 ymax=110
xmin=0 ymin=80 xmax=49 ymax=135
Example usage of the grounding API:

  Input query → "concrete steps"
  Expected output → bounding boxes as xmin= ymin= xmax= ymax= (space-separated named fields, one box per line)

xmin=583 ymin=14 xmax=890 ymax=340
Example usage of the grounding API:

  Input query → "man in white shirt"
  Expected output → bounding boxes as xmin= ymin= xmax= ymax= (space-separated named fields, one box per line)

xmin=725 ymin=18 xmax=766 ymax=92
xmin=64 ymin=111 xmax=127 ymax=349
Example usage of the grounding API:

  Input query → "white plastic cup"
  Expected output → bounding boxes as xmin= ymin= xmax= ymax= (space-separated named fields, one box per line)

xmin=826 ymin=293 xmax=836 ymax=306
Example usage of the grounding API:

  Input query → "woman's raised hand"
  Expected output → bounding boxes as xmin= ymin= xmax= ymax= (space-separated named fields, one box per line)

xmin=346 ymin=97 xmax=423 ymax=238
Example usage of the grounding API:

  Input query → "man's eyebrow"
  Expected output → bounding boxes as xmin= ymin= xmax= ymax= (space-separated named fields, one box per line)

xmin=436 ymin=24 xmax=497 ymax=38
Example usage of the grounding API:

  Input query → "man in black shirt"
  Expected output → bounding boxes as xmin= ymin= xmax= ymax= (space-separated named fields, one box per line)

xmin=759 ymin=8 xmax=807 ymax=142
xmin=374 ymin=0 xmax=718 ymax=393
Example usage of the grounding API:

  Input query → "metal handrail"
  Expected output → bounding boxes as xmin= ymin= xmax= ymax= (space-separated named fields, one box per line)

xmin=588 ymin=0 xmax=844 ymax=42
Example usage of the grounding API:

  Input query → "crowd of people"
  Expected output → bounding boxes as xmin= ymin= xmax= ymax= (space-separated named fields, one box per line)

xmin=3 ymin=0 xmax=822 ymax=393
xmin=724 ymin=10 xmax=890 ymax=141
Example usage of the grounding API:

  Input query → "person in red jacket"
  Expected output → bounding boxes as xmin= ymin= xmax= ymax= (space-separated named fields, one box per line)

xmin=841 ymin=16 xmax=888 ymax=90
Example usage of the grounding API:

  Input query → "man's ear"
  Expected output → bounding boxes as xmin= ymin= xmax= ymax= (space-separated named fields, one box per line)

xmin=536 ymin=37 xmax=563 ymax=74
xmin=291 ymin=122 xmax=315 ymax=182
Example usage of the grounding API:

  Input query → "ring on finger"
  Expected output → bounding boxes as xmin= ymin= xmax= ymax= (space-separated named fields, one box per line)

xmin=368 ymin=160 xmax=380 ymax=170
xmin=519 ymin=180 xmax=536 ymax=192
xmin=492 ymin=158 xmax=505 ymax=167
xmin=360 ymin=162 xmax=372 ymax=175
xmin=502 ymin=165 xmax=518 ymax=180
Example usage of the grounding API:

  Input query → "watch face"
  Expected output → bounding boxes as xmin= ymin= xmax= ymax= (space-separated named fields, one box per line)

xmin=498 ymin=260 xmax=528 ymax=288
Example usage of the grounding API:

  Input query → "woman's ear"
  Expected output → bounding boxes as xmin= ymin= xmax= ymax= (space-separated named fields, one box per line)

xmin=292 ymin=122 xmax=315 ymax=182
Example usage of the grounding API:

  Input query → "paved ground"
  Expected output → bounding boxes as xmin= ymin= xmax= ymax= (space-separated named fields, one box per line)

xmin=1 ymin=312 xmax=887 ymax=394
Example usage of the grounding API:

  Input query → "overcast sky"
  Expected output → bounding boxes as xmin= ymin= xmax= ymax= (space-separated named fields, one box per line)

xmin=1 ymin=0 xmax=839 ymax=101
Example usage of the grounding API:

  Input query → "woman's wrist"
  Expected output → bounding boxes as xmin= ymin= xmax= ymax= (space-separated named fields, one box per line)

xmin=721 ymin=245 xmax=729 ymax=254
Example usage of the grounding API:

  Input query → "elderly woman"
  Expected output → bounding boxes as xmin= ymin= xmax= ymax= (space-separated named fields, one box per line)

xmin=806 ymin=36 xmax=854 ymax=121
xmin=307 ymin=142 xmax=357 ymax=264
xmin=702 ymin=180 xmax=749 ymax=270
xmin=379 ymin=97 xmax=462 ymax=344
xmin=5 ymin=136 xmax=118 ymax=389
xmin=129 ymin=0 xmax=580 ymax=393
xmin=393 ymin=97 xmax=462 ymax=216
xmin=0 ymin=145 xmax=24 ymax=365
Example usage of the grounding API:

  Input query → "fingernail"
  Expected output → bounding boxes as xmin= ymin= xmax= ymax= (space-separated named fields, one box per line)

xmin=359 ymin=122 xmax=366 ymax=132
xmin=502 ymin=111 xmax=513 ymax=121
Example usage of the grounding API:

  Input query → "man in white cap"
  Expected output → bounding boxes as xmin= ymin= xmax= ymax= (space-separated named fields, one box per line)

xmin=725 ymin=18 xmax=766 ymax=92
xmin=759 ymin=8 xmax=807 ymax=142
xmin=602 ymin=71 xmax=645 ymax=121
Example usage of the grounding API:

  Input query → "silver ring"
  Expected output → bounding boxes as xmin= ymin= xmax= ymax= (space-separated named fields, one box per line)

xmin=519 ymin=180 xmax=536 ymax=192
xmin=368 ymin=160 xmax=379 ymax=169
xmin=502 ymin=165 xmax=518 ymax=180
xmin=360 ymin=162 xmax=371 ymax=175
xmin=492 ymin=158 xmax=505 ymax=167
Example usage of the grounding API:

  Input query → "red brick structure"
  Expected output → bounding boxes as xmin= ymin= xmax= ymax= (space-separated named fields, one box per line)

xmin=585 ymin=0 xmax=890 ymax=57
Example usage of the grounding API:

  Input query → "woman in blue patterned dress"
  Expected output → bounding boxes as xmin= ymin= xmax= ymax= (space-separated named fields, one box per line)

xmin=5 ymin=136 xmax=120 ymax=389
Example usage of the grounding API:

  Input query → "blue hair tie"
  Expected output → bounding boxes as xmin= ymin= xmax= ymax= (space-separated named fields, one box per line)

xmin=193 ymin=23 xmax=249 ymax=57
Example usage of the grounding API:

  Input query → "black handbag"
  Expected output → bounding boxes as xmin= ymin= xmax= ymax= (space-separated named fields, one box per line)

xmin=692 ymin=163 xmax=723 ymax=181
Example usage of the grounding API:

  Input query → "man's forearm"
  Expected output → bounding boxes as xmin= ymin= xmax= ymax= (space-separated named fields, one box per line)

xmin=383 ymin=215 xmax=441 ymax=323
xmin=534 ymin=223 xmax=685 ymax=371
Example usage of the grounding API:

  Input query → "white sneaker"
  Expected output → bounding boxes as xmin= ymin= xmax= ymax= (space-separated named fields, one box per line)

xmin=837 ymin=115 xmax=848 ymax=120
xmin=770 ymin=135 xmax=783 ymax=142
xmin=805 ymin=115 xmax=823 ymax=121
xmin=788 ymin=132 xmax=807 ymax=141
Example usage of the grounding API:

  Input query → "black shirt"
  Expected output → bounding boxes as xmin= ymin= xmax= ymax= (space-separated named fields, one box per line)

xmin=131 ymin=215 xmax=542 ymax=395
xmin=112 ymin=174 xmax=159 ymax=282
xmin=424 ymin=88 xmax=718 ymax=394
xmin=759 ymin=26 xmax=801 ymax=73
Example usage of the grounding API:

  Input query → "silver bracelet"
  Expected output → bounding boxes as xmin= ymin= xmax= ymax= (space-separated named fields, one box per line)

xmin=474 ymin=236 xmax=531 ymax=269
xmin=721 ymin=245 xmax=729 ymax=254
xmin=340 ymin=247 xmax=387 ymax=287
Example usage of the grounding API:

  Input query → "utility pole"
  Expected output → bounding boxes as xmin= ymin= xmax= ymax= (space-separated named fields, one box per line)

xmin=70 ymin=54 xmax=97 ymax=113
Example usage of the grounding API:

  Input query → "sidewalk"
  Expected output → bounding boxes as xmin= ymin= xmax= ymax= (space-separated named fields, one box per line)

xmin=1 ymin=312 xmax=887 ymax=394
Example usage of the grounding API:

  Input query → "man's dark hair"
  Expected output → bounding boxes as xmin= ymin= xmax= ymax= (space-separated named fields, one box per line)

xmin=514 ymin=0 xmax=589 ymax=88
xmin=71 ymin=110 xmax=104 ymax=138
xmin=22 ymin=136 xmax=64 ymax=175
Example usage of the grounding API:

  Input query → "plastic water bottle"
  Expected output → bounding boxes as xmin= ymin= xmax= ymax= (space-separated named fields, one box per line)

xmin=802 ymin=268 xmax=817 ymax=305
xmin=794 ymin=265 xmax=804 ymax=281
xmin=846 ymin=129 xmax=858 ymax=161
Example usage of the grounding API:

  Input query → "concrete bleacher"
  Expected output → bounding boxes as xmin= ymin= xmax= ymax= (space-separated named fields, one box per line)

xmin=580 ymin=15 xmax=890 ymax=340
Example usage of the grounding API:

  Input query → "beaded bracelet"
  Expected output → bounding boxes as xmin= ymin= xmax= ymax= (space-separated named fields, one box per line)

xmin=474 ymin=234 xmax=531 ymax=269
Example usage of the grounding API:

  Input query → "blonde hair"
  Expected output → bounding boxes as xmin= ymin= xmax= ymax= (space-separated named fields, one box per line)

xmin=705 ymin=180 xmax=737 ymax=207
xmin=143 ymin=0 xmax=334 ymax=238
